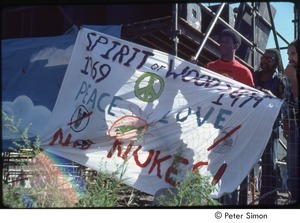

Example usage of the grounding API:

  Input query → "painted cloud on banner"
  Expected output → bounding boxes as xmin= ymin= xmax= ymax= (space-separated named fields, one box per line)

xmin=30 ymin=45 xmax=74 ymax=67
xmin=2 ymin=95 xmax=52 ymax=139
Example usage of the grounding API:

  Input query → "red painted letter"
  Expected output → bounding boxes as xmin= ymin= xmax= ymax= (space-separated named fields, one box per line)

xmin=165 ymin=155 xmax=189 ymax=186
xmin=148 ymin=151 xmax=172 ymax=178
xmin=49 ymin=128 xmax=72 ymax=146
xmin=133 ymin=146 xmax=154 ymax=168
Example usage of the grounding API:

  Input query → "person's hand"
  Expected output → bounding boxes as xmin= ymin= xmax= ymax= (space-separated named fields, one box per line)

xmin=285 ymin=63 xmax=297 ymax=80
xmin=284 ymin=63 xmax=296 ymax=75
xmin=190 ymin=56 xmax=198 ymax=64
xmin=261 ymin=88 xmax=276 ymax=97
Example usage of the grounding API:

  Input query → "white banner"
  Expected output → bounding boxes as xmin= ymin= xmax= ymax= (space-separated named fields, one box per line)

xmin=40 ymin=28 xmax=282 ymax=198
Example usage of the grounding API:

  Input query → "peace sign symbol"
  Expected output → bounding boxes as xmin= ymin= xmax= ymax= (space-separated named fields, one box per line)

xmin=134 ymin=72 xmax=164 ymax=102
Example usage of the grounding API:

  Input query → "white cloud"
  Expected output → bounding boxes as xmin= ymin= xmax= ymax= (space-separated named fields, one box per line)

xmin=30 ymin=45 xmax=74 ymax=67
xmin=2 ymin=95 xmax=52 ymax=139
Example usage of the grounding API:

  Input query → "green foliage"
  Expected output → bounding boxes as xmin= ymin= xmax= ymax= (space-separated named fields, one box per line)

xmin=74 ymin=171 xmax=129 ymax=207
xmin=2 ymin=111 xmax=40 ymax=160
xmin=155 ymin=171 xmax=221 ymax=206
xmin=2 ymin=184 xmax=27 ymax=208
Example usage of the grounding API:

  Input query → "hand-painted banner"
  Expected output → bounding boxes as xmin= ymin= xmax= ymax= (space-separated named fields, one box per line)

xmin=40 ymin=27 xmax=282 ymax=198
xmin=2 ymin=25 xmax=121 ymax=151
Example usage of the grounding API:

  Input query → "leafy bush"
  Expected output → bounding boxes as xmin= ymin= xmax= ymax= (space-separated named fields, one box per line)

xmin=153 ymin=171 xmax=220 ymax=206
xmin=74 ymin=171 xmax=129 ymax=207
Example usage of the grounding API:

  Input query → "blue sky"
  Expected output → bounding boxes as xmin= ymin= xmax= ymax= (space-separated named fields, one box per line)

xmin=265 ymin=2 xmax=295 ymax=68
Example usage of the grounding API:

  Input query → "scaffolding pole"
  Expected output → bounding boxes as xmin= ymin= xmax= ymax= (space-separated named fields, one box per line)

xmin=172 ymin=4 xmax=179 ymax=56
xmin=193 ymin=3 xmax=226 ymax=60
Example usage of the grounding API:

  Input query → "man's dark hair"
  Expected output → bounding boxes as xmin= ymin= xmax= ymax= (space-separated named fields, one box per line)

xmin=219 ymin=28 xmax=241 ymax=45
xmin=265 ymin=48 xmax=281 ymax=64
